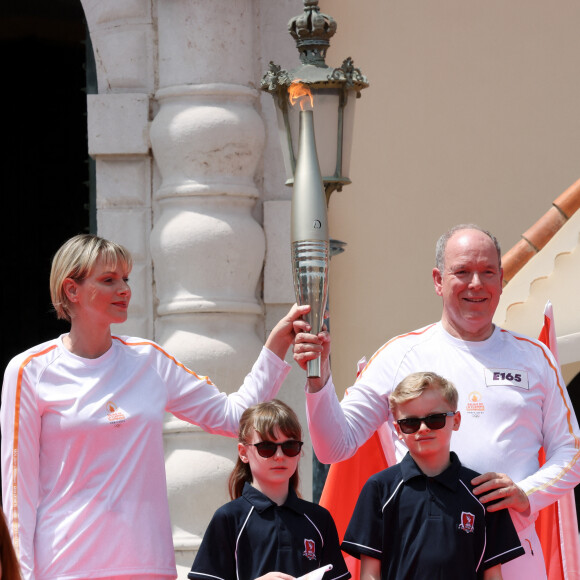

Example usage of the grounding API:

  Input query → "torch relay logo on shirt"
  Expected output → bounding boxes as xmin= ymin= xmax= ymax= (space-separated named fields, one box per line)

xmin=105 ymin=400 xmax=127 ymax=427
xmin=466 ymin=391 xmax=485 ymax=418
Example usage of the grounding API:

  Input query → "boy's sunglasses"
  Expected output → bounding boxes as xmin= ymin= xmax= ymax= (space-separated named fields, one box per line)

xmin=249 ymin=440 xmax=304 ymax=458
xmin=397 ymin=412 xmax=457 ymax=434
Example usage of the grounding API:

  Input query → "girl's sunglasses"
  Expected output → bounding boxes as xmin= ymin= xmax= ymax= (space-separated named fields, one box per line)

xmin=249 ymin=440 xmax=304 ymax=458
xmin=396 ymin=412 xmax=457 ymax=434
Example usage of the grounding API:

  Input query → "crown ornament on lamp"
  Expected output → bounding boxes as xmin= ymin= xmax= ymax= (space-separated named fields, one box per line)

xmin=261 ymin=0 xmax=368 ymax=200
xmin=261 ymin=0 xmax=368 ymax=377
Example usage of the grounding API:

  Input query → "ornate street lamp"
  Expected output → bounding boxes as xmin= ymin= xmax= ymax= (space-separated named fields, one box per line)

xmin=261 ymin=0 xmax=368 ymax=379
xmin=262 ymin=0 xmax=368 ymax=499
xmin=261 ymin=0 xmax=369 ymax=202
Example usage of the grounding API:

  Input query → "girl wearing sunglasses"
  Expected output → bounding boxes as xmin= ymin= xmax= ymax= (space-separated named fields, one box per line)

xmin=188 ymin=400 xmax=350 ymax=580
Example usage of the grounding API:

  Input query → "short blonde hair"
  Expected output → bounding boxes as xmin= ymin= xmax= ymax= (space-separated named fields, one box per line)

xmin=50 ymin=234 xmax=132 ymax=322
xmin=389 ymin=372 xmax=458 ymax=416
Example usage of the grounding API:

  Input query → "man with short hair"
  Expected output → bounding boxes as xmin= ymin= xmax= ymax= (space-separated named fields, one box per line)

xmin=294 ymin=224 xmax=580 ymax=579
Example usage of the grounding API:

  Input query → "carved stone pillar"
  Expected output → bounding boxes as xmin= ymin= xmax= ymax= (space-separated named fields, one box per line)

xmin=150 ymin=2 xmax=266 ymax=575
xmin=83 ymin=0 xmax=156 ymax=340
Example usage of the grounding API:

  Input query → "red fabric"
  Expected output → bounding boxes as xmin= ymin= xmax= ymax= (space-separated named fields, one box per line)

xmin=536 ymin=303 xmax=565 ymax=580
xmin=319 ymin=431 xmax=389 ymax=578
xmin=537 ymin=314 xmax=551 ymax=348
xmin=536 ymin=447 xmax=564 ymax=579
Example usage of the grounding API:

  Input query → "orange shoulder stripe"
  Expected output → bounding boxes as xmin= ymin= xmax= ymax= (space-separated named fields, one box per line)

xmin=501 ymin=329 xmax=580 ymax=494
xmin=112 ymin=336 xmax=213 ymax=386
xmin=10 ymin=344 xmax=58 ymax=556
xmin=355 ymin=324 xmax=437 ymax=383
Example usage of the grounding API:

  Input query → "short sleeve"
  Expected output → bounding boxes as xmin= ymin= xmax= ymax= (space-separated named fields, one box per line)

xmin=482 ymin=508 xmax=525 ymax=569
xmin=188 ymin=508 xmax=237 ymax=580
xmin=319 ymin=508 xmax=351 ymax=579
xmin=341 ymin=476 xmax=384 ymax=560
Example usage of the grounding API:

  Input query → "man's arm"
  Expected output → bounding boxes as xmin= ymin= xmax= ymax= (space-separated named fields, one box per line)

xmin=520 ymin=348 xmax=580 ymax=511
xmin=295 ymin=315 xmax=396 ymax=464
xmin=474 ymin=343 xmax=580 ymax=515
xmin=304 ymin=366 xmax=395 ymax=464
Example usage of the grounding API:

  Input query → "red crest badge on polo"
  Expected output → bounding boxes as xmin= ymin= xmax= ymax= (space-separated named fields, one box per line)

xmin=303 ymin=539 xmax=316 ymax=560
xmin=458 ymin=511 xmax=475 ymax=533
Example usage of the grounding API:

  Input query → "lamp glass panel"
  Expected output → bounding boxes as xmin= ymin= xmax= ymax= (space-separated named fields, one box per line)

xmin=341 ymin=91 xmax=357 ymax=181
xmin=273 ymin=87 xmax=358 ymax=184
xmin=274 ymin=103 xmax=295 ymax=183
xmin=308 ymin=91 xmax=341 ymax=179
xmin=284 ymin=90 xmax=340 ymax=180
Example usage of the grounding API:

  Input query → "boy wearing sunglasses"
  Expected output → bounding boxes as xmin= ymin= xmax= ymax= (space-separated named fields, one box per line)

xmin=342 ymin=372 xmax=524 ymax=580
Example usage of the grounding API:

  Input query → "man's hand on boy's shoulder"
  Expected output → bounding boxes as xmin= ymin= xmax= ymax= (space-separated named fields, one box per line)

xmin=471 ymin=471 xmax=530 ymax=513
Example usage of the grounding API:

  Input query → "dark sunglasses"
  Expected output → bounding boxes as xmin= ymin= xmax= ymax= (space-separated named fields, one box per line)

xmin=397 ymin=412 xmax=457 ymax=434
xmin=249 ymin=440 xmax=304 ymax=458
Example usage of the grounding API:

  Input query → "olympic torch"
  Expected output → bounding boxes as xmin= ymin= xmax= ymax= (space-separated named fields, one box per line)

xmin=290 ymin=86 xmax=329 ymax=378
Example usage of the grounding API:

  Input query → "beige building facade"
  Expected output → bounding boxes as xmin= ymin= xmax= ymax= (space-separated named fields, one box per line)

xmin=318 ymin=0 xmax=580 ymax=390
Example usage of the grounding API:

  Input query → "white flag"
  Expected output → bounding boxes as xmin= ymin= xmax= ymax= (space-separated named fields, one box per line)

xmin=296 ymin=564 xmax=333 ymax=580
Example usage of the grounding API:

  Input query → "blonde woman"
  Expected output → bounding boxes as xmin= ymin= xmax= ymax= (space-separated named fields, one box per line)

xmin=1 ymin=234 xmax=305 ymax=580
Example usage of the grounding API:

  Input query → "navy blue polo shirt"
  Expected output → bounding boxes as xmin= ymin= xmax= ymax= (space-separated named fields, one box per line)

xmin=189 ymin=482 xmax=350 ymax=580
xmin=342 ymin=452 xmax=524 ymax=579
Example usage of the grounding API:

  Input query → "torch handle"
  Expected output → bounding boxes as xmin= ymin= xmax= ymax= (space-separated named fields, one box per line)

xmin=307 ymin=357 xmax=321 ymax=379
xmin=292 ymin=239 xmax=329 ymax=378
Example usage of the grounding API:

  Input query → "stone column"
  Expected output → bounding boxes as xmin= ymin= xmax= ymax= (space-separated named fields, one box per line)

xmin=83 ymin=0 xmax=156 ymax=339
xmin=149 ymin=1 xmax=266 ymax=574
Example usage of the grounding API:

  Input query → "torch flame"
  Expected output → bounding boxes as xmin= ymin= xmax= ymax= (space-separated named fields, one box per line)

xmin=288 ymin=82 xmax=313 ymax=111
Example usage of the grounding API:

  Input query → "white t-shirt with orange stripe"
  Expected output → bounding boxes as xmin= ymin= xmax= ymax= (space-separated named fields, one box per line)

xmin=306 ymin=322 xmax=580 ymax=529
xmin=1 ymin=335 xmax=291 ymax=580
